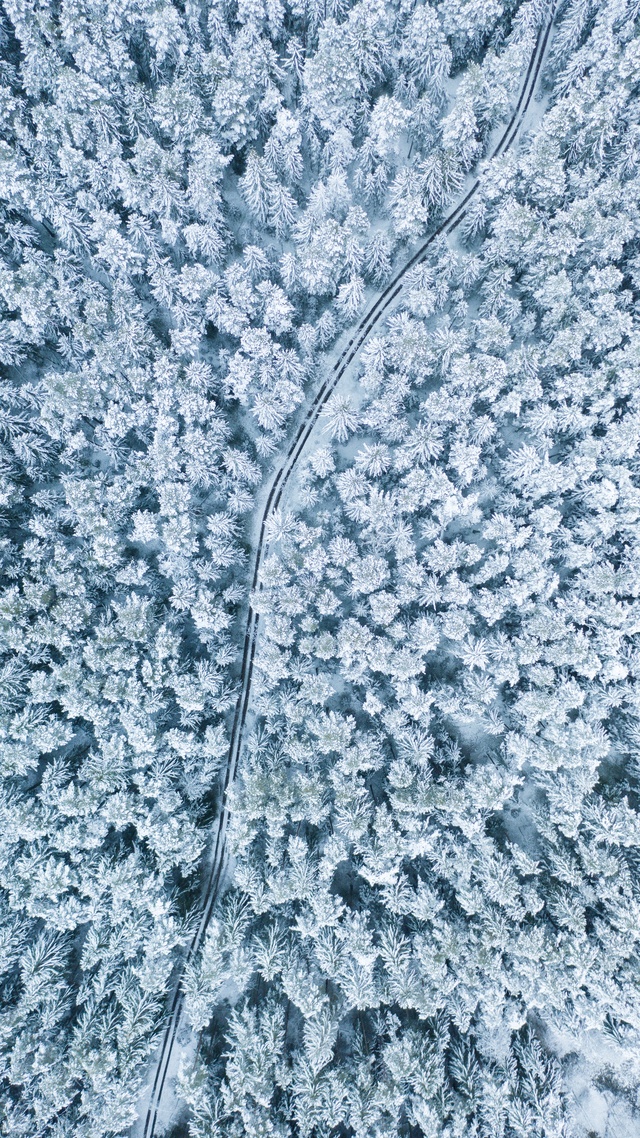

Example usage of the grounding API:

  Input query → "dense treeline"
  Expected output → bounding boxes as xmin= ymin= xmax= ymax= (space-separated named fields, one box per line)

xmin=182 ymin=2 xmax=640 ymax=1137
xmin=0 ymin=0 xmax=638 ymax=1133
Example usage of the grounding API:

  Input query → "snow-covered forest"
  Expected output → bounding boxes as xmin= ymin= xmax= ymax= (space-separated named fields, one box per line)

xmin=1 ymin=0 xmax=640 ymax=1133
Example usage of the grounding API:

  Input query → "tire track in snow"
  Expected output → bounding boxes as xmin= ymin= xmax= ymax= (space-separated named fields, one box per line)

xmin=140 ymin=8 xmax=557 ymax=1134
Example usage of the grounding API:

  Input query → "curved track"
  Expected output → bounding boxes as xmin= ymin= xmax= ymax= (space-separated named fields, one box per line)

xmin=140 ymin=8 xmax=557 ymax=1135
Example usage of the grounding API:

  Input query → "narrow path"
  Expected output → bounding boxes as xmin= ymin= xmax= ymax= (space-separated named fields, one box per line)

xmin=138 ymin=8 xmax=557 ymax=1134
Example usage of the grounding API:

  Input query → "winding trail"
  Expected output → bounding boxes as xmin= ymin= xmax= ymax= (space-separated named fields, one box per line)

xmin=139 ymin=8 xmax=557 ymax=1134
